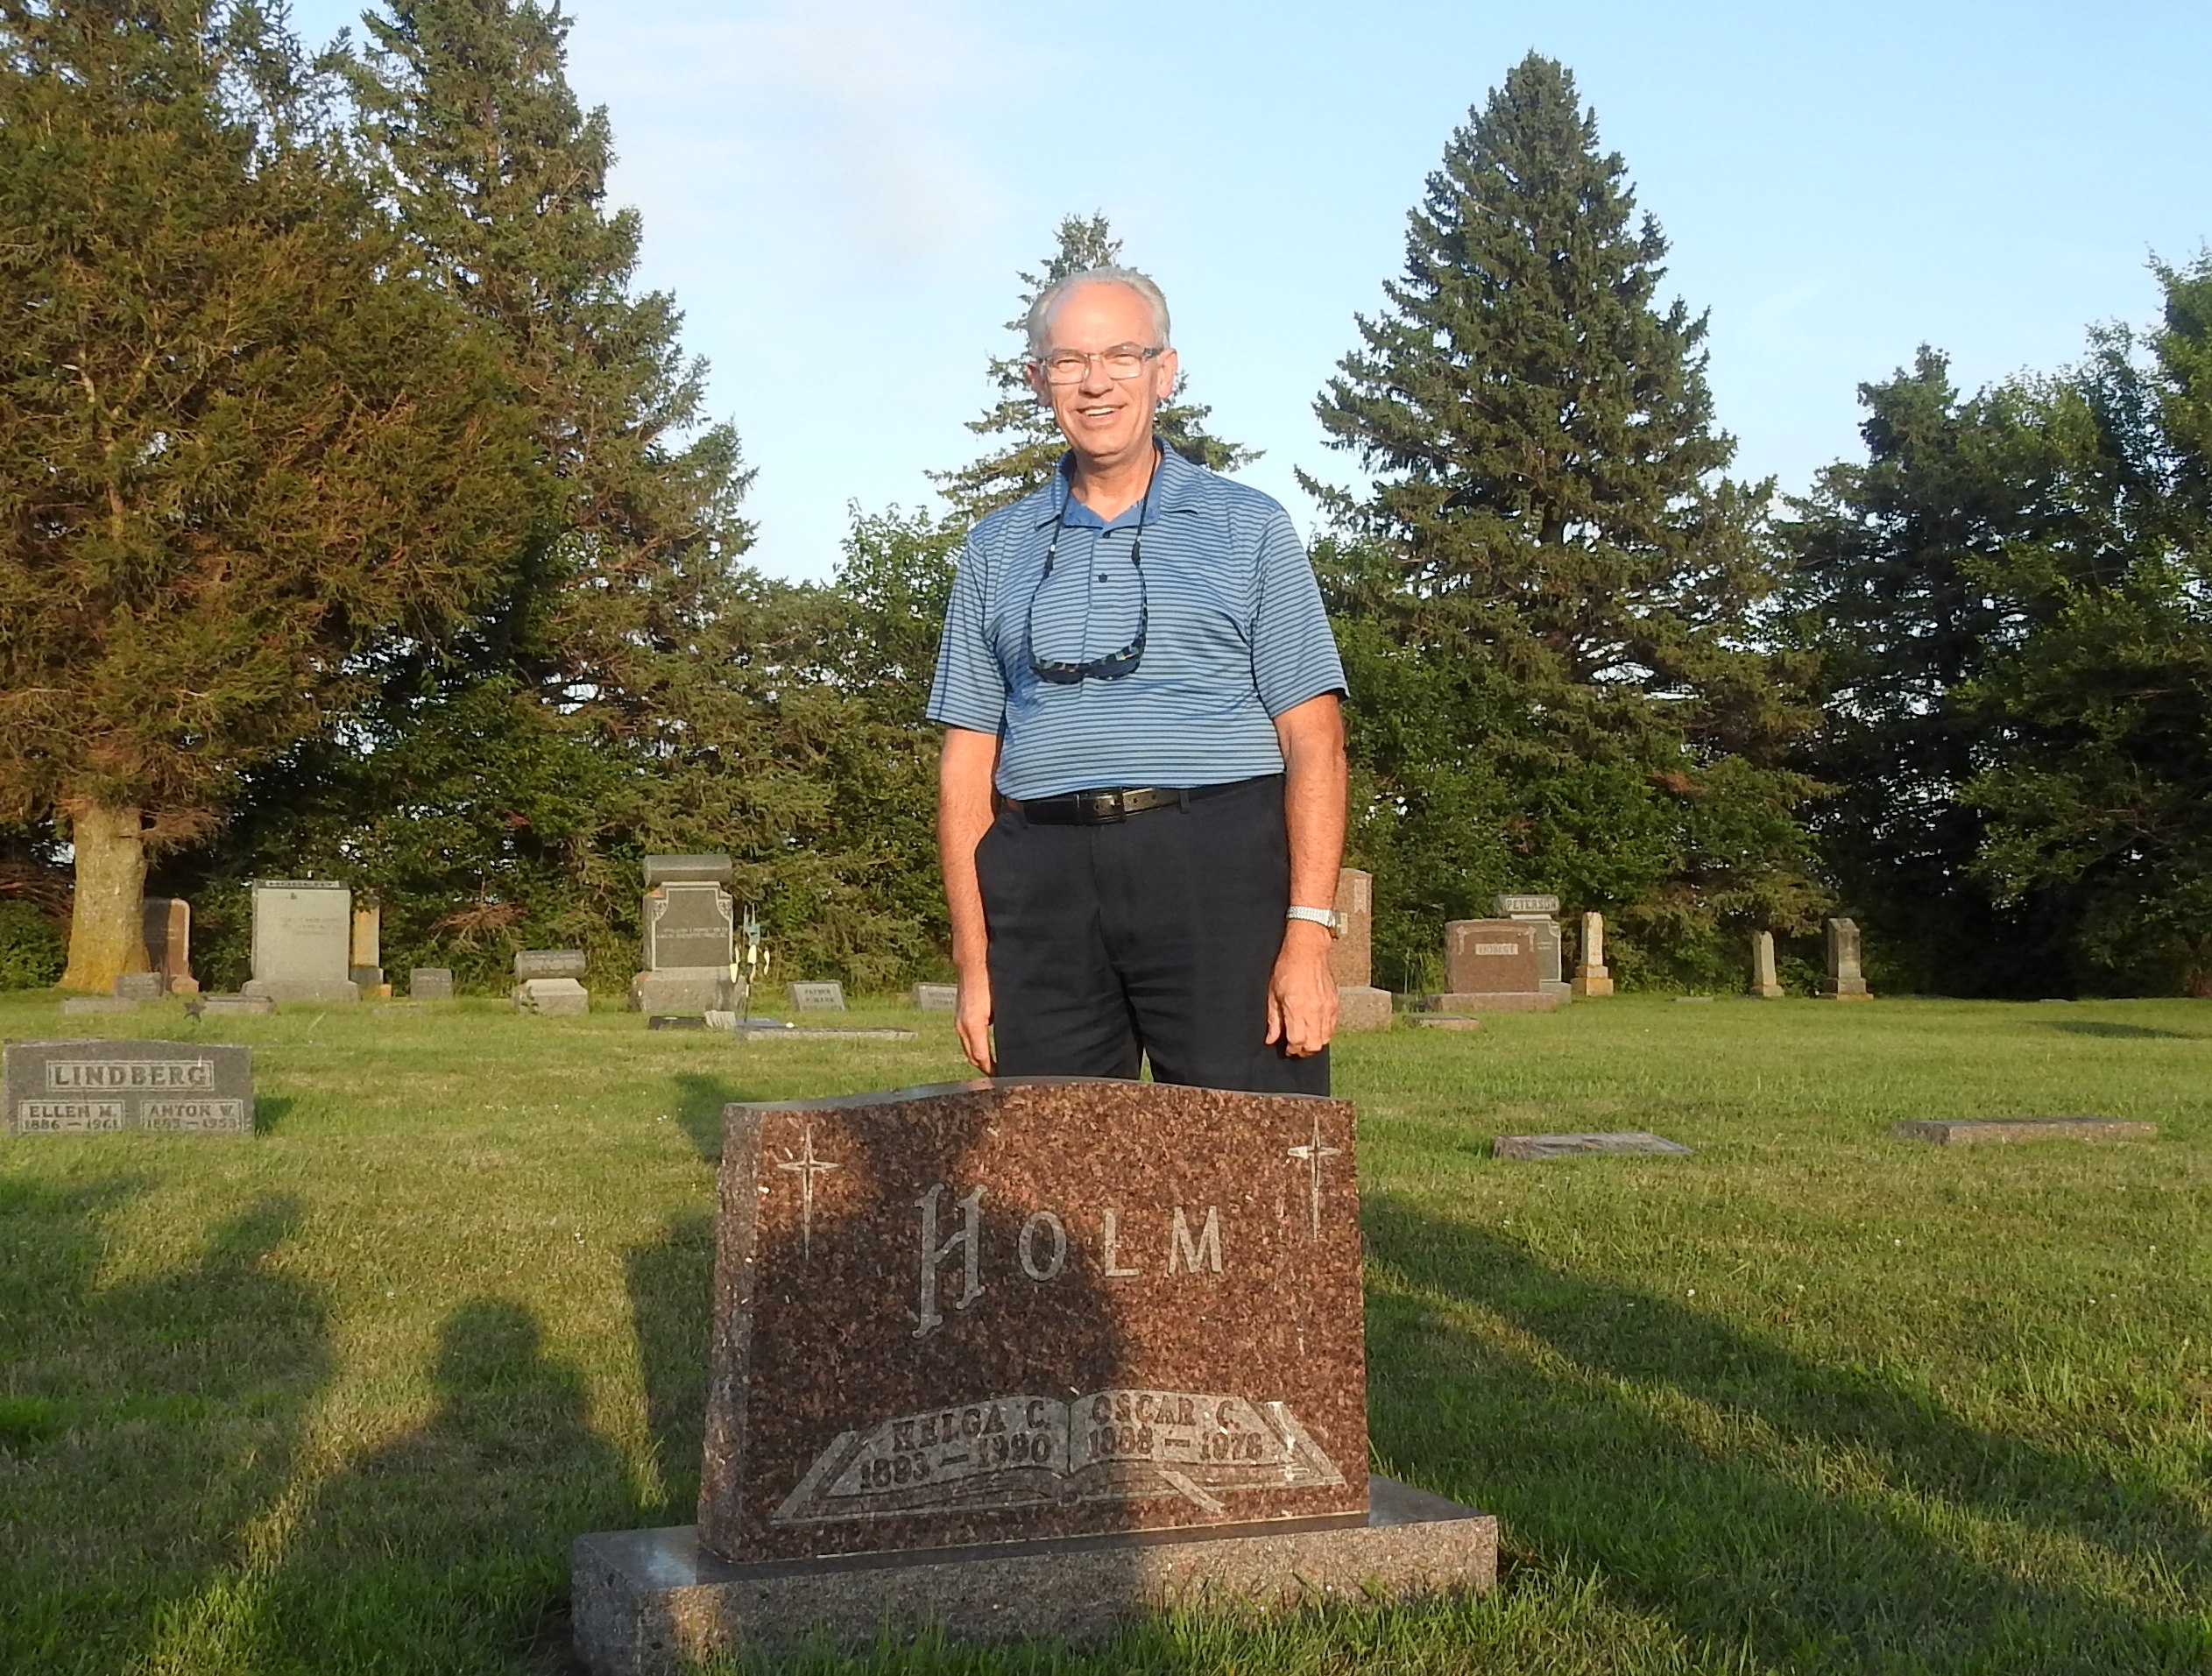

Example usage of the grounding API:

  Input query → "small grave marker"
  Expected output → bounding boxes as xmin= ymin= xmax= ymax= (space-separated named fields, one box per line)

xmin=787 ymin=981 xmax=847 ymax=1013
xmin=409 ymin=968 xmax=455 ymax=1001
xmin=1493 ymin=1131 xmax=1692 ymax=1159
xmin=6 ymin=1038 xmax=252 ymax=1135
xmin=61 ymin=997 xmax=138 ymax=1016
xmin=114 ymin=972 xmax=166 ymax=1001
xmin=194 ymin=995 xmax=273 ymax=1018
xmin=514 ymin=949 xmax=588 ymax=980
xmin=911 ymin=983 xmax=959 ymax=1012
xmin=1891 ymin=1117 xmax=2154 ymax=1145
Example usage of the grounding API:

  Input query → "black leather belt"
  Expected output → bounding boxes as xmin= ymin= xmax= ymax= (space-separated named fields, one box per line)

xmin=1012 ymin=777 xmax=1265 ymax=826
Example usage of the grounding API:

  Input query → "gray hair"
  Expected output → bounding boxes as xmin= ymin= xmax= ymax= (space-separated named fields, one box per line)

xmin=1024 ymin=266 xmax=1173 ymax=358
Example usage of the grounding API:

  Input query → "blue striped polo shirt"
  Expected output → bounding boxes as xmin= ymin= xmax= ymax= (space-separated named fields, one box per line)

xmin=926 ymin=444 xmax=1347 ymax=800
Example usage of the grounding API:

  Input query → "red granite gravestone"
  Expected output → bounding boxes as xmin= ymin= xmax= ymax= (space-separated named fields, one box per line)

xmin=698 ymin=1078 xmax=1368 ymax=1563
xmin=573 ymin=1077 xmax=1497 ymax=1672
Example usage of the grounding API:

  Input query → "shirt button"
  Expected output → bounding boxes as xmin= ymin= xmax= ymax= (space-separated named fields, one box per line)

xmin=1098 ymin=574 xmax=1110 ymax=583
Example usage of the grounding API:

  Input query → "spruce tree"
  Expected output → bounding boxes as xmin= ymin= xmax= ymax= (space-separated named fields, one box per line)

xmin=933 ymin=213 xmax=1256 ymax=521
xmin=0 ymin=0 xmax=527 ymax=993
xmin=1311 ymin=53 xmax=1820 ymax=985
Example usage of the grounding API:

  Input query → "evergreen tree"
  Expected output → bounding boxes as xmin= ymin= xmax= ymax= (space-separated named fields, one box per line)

xmin=185 ymin=0 xmax=938 ymax=991
xmin=1310 ymin=53 xmax=1820 ymax=986
xmin=1961 ymin=264 xmax=2212 ymax=994
xmin=0 ymin=0 xmax=527 ymax=993
xmin=933 ymin=212 xmax=1257 ymax=522
xmin=1780 ymin=350 xmax=2075 ymax=994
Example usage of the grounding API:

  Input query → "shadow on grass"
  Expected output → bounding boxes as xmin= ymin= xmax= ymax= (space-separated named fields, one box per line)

xmin=1364 ymin=1194 xmax=2210 ymax=1674
xmin=2044 ymin=1020 xmax=2201 ymax=1041
xmin=254 ymin=1094 xmax=295 ymax=1134
xmin=626 ymin=1210 xmax=716 ymax=1524
xmin=235 ymin=1297 xmax=633 ymax=1674
xmin=672 ymin=1071 xmax=752 ymax=1165
xmin=0 ymin=1182 xmax=331 ymax=1676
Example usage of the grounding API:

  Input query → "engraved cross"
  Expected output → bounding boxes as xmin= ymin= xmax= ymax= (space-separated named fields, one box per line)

xmin=1286 ymin=1114 xmax=1341 ymax=1241
xmin=775 ymin=1123 xmax=840 ymax=1258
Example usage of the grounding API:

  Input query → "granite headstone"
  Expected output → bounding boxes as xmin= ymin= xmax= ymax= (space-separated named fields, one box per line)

xmin=1570 ymin=910 xmax=1612 ymax=998
xmin=912 ymin=983 xmax=960 ymax=1012
xmin=409 ymin=967 xmax=456 ymax=1001
xmin=142 ymin=897 xmax=197 ymax=994
xmin=1329 ymin=868 xmax=1392 ymax=1031
xmin=787 ymin=981 xmax=847 ymax=1013
xmin=1431 ymin=920 xmax=1566 ymax=1015
xmin=5 ymin=1038 xmax=252 ymax=1135
xmin=1749 ymin=931 xmax=1784 ymax=999
xmin=244 ymin=880 xmax=358 ymax=1002
xmin=114 ymin=972 xmax=166 ymax=1001
xmin=515 ymin=949 xmax=589 ymax=980
xmin=699 ymin=1078 xmax=1368 ymax=1563
xmin=1821 ymin=917 xmax=1870 ymax=1000
xmin=633 ymin=871 xmax=739 ymax=1015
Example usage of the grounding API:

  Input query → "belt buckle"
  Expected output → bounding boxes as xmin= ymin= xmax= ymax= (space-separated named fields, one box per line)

xmin=1079 ymin=789 xmax=1124 ymax=824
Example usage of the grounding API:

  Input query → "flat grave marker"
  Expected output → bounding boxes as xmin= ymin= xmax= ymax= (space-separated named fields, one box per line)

xmin=60 ymin=998 xmax=138 ymax=1016
xmin=1892 ymin=1117 xmax=2155 ymax=1146
xmin=1493 ymin=1131 xmax=1692 ymax=1160
xmin=5 ymin=1038 xmax=252 ymax=1136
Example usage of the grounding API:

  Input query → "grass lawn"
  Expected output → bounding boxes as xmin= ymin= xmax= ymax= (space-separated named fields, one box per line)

xmin=1 ymin=990 xmax=2207 ymax=1674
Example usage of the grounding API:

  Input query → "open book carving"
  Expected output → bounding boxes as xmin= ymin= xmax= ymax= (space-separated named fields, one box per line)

xmin=773 ymin=1388 xmax=1346 ymax=1525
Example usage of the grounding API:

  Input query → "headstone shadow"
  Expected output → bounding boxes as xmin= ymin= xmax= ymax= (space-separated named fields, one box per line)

xmin=624 ymin=1209 xmax=715 ymax=1524
xmin=1363 ymin=1194 xmax=2207 ymax=1672
xmin=0 ymin=1181 xmax=330 ymax=1674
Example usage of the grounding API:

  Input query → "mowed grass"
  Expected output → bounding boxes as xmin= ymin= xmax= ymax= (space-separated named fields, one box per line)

xmin=1 ymin=990 xmax=2208 ymax=1675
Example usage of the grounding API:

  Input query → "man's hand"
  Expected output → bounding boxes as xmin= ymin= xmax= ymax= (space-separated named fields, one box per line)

xmin=1265 ymin=917 xmax=1339 ymax=1057
xmin=957 ymin=967 xmax=995 ymax=1074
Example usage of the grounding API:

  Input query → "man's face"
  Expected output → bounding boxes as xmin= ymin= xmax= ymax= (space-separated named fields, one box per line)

xmin=1026 ymin=281 xmax=1179 ymax=467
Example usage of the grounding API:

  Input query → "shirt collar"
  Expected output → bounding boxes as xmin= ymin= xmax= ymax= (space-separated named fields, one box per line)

xmin=1031 ymin=440 xmax=1212 ymax=528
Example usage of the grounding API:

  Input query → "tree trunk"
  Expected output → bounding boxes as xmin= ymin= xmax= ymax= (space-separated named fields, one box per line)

xmin=59 ymin=801 xmax=150 ymax=994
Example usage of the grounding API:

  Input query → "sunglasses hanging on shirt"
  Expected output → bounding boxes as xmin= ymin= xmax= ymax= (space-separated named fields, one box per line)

xmin=1023 ymin=448 xmax=1159 ymax=685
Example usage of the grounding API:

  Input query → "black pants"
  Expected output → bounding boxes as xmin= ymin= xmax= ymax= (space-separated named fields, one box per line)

xmin=976 ymin=774 xmax=1329 ymax=1095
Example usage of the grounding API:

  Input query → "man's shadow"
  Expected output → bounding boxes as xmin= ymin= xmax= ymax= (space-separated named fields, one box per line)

xmin=0 ymin=1180 xmax=330 ymax=1675
xmin=1364 ymin=1194 xmax=2208 ymax=1672
xmin=233 ymin=1296 xmax=632 ymax=1671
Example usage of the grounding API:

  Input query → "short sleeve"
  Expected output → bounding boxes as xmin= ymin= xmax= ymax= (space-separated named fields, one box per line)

xmin=926 ymin=530 xmax=1008 ymax=733
xmin=1249 ymin=507 xmax=1348 ymax=717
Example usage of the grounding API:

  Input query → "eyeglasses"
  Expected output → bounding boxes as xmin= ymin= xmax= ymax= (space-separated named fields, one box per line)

xmin=1034 ymin=344 xmax=1165 ymax=385
xmin=1024 ymin=451 xmax=1159 ymax=684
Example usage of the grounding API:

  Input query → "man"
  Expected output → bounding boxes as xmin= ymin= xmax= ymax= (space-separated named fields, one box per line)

xmin=927 ymin=266 xmax=1349 ymax=1094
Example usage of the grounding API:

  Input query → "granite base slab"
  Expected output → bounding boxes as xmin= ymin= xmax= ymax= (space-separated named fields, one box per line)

xmin=1335 ymin=986 xmax=1394 ymax=1031
xmin=1494 ymin=1131 xmax=1692 ymax=1159
xmin=60 ymin=997 xmax=140 ymax=1016
xmin=243 ymin=979 xmax=359 ymax=1003
xmin=1409 ymin=1014 xmax=1483 ymax=1032
xmin=1892 ymin=1117 xmax=2155 ymax=1145
xmin=1424 ymin=992 xmax=1569 ymax=1015
xmin=571 ymin=1475 xmax=1495 ymax=1675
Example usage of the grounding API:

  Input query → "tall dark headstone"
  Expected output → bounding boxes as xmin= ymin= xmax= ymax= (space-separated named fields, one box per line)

xmin=142 ymin=897 xmax=197 ymax=994
xmin=5 ymin=1039 xmax=252 ymax=1135
xmin=633 ymin=855 xmax=739 ymax=1015
xmin=1329 ymin=868 xmax=1392 ymax=1031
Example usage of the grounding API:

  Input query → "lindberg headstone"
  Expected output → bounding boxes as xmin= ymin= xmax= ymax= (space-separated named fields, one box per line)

xmin=243 ymin=881 xmax=358 ymax=1003
xmin=1329 ymin=868 xmax=1391 ymax=1032
xmin=569 ymin=1078 xmax=1495 ymax=1667
xmin=1821 ymin=918 xmax=1870 ymax=1001
xmin=633 ymin=856 xmax=739 ymax=1015
xmin=1749 ymin=931 xmax=1784 ymax=999
xmin=142 ymin=897 xmax=197 ymax=994
xmin=1570 ymin=910 xmax=1613 ymax=998
xmin=5 ymin=1039 xmax=251 ymax=1135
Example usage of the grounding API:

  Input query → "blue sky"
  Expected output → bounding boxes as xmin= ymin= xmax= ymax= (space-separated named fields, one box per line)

xmin=286 ymin=0 xmax=2212 ymax=580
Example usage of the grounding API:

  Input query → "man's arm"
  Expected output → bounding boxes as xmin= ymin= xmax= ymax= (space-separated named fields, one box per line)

xmin=1267 ymin=692 xmax=1347 ymax=1057
xmin=938 ymin=725 xmax=1001 ymax=1072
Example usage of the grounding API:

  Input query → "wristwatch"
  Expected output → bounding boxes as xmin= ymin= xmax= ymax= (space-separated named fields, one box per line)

xmin=1286 ymin=905 xmax=1346 ymax=937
